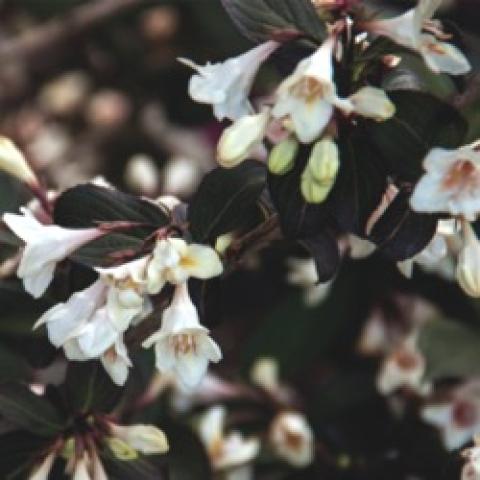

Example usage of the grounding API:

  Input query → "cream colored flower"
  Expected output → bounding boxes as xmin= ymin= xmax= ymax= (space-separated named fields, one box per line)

xmin=110 ymin=423 xmax=169 ymax=455
xmin=0 ymin=136 xmax=38 ymax=185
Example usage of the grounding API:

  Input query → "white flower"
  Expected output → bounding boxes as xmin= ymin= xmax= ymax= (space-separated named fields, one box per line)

xmin=72 ymin=452 xmax=91 ymax=480
xmin=376 ymin=334 xmax=431 ymax=396
xmin=29 ymin=451 xmax=56 ymax=480
xmin=462 ymin=436 xmax=480 ymax=480
xmin=272 ymin=36 xmax=350 ymax=143
xmin=347 ymin=86 xmax=395 ymax=121
xmin=100 ymin=337 xmax=132 ymax=386
xmin=410 ymin=145 xmax=480 ymax=221
xmin=286 ymin=257 xmax=332 ymax=307
xmin=3 ymin=208 xmax=103 ymax=298
xmin=422 ymin=381 xmax=480 ymax=450
xmin=147 ymin=238 xmax=223 ymax=294
xmin=457 ymin=222 xmax=480 ymax=297
xmin=269 ymin=411 xmax=315 ymax=468
xmin=179 ymin=41 xmax=278 ymax=121
xmin=364 ymin=0 xmax=471 ymax=75
xmin=217 ymin=109 xmax=270 ymax=168
xmin=0 ymin=137 xmax=38 ymax=186
xmin=90 ymin=449 xmax=108 ymax=480
xmin=110 ymin=423 xmax=169 ymax=455
xmin=198 ymin=405 xmax=260 ymax=471
xmin=142 ymin=283 xmax=222 ymax=390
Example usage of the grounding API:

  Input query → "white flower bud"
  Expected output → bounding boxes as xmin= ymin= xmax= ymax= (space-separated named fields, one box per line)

xmin=348 ymin=86 xmax=396 ymax=121
xmin=0 ymin=137 xmax=38 ymax=185
xmin=105 ymin=436 xmax=139 ymax=461
xmin=457 ymin=222 xmax=480 ymax=297
xmin=250 ymin=357 xmax=280 ymax=392
xmin=110 ymin=423 xmax=169 ymax=455
xmin=217 ymin=109 xmax=270 ymax=168
xmin=268 ymin=137 xmax=299 ymax=175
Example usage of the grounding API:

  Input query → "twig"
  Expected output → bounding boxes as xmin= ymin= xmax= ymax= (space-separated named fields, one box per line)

xmin=0 ymin=0 xmax=146 ymax=64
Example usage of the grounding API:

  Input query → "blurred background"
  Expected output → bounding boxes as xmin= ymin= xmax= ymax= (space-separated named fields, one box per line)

xmin=1 ymin=1 xmax=480 ymax=479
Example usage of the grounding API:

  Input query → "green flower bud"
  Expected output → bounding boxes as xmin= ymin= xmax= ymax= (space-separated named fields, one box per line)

xmin=300 ymin=168 xmax=332 ymax=204
xmin=307 ymin=137 xmax=339 ymax=185
xmin=268 ymin=137 xmax=299 ymax=175
xmin=106 ymin=437 xmax=139 ymax=461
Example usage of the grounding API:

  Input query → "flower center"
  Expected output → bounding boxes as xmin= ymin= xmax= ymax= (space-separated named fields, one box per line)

xmin=171 ymin=333 xmax=197 ymax=356
xmin=442 ymin=159 xmax=480 ymax=192
xmin=292 ymin=77 xmax=328 ymax=104
xmin=452 ymin=400 xmax=477 ymax=428
xmin=393 ymin=349 xmax=420 ymax=371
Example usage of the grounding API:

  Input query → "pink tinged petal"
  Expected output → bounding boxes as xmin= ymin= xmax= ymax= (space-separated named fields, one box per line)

xmin=91 ymin=450 xmax=108 ymax=480
xmin=101 ymin=342 xmax=131 ymax=386
xmin=29 ymin=451 xmax=56 ymax=480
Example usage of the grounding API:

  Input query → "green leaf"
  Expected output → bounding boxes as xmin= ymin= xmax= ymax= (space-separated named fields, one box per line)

xmin=188 ymin=160 xmax=267 ymax=243
xmin=104 ymin=454 xmax=165 ymax=480
xmin=221 ymin=0 xmax=326 ymax=43
xmin=363 ymin=90 xmax=467 ymax=181
xmin=0 ymin=383 xmax=64 ymax=436
xmin=0 ymin=343 xmax=32 ymax=383
xmin=64 ymin=361 xmax=122 ymax=414
xmin=53 ymin=184 xmax=170 ymax=266
xmin=418 ymin=318 xmax=480 ymax=381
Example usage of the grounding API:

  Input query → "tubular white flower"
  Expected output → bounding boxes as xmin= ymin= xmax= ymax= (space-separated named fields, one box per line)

xmin=272 ymin=36 xmax=350 ymax=144
xmin=72 ymin=452 xmax=92 ymax=480
xmin=142 ymin=283 xmax=222 ymax=390
xmin=0 ymin=136 xmax=38 ymax=186
xmin=29 ymin=451 xmax=56 ymax=480
xmin=269 ymin=411 xmax=315 ymax=468
xmin=364 ymin=0 xmax=471 ymax=75
xmin=179 ymin=41 xmax=278 ymax=121
xmin=3 ymin=208 xmax=103 ymax=298
xmin=198 ymin=405 xmax=260 ymax=470
xmin=147 ymin=238 xmax=223 ymax=294
xmin=217 ymin=109 xmax=270 ymax=168
xmin=110 ymin=423 xmax=169 ymax=455
xmin=410 ymin=145 xmax=480 ymax=221
xmin=348 ymin=86 xmax=396 ymax=121
xmin=100 ymin=336 xmax=132 ymax=386
xmin=456 ymin=222 xmax=480 ymax=297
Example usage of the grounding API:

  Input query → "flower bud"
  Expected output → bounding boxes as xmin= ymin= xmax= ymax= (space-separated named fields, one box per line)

xmin=456 ymin=222 xmax=480 ymax=297
xmin=268 ymin=137 xmax=299 ymax=175
xmin=301 ymin=169 xmax=332 ymax=204
xmin=215 ymin=232 xmax=233 ymax=255
xmin=106 ymin=436 xmax=139 ymax=460
xmin=349 ymin=86 xmax=396 ymax=121
xmin=0 ymin=137 xmax=38 ymax=185
xmin=110 ymin=423 xmax=169 ymax=455
xmin=217 ymin=109 xmax=270 ymax=168
xmin=307 ymin=137 xmax=339 ymax=184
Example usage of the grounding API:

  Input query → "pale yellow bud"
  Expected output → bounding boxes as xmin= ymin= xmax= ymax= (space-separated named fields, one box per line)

xmin=0 ymin=137 xmax=38 ymax=185
xmin=307 ymin=137 xmax=339 ymax=185
xmin=349 ymin=87 xmax=396 ymax=121
xmin=215 ymin=232 xmax=234 ymax=255
xmin=217 ymin=109 xmax=270 ymax=168
xmin=105 ymin=436 xmax=139 ymax=460
xmin=268 ymin=137 xmax=299 ymax=175
xmin=456 ymin=222 xmax=480 ymax=297
xmin=110 ymin=423 xmax=169 ymax=455
xmin=300 ymin=169 xmax=332 ymax=204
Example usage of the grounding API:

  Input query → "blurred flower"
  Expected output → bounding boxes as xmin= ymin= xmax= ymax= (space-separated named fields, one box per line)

xmin=269 ymin=411 xmax=315 ymax=468
xmin=72 ymin=452 xmax=92 ymax=480
xmin=109 ymin=423 xmax=169 ymax=454
xmin=347 ymin=234 xmax=376 ymax=259
xmin=422 ymin=381 xmax=480 ymax=450
xmin=124 ymin=154 xmax=161 ymax=196
xmin=28 ymin=123 xmax=71 ymax=169
xmin=162 ymin=155 xmax=201 ymax=197
xmin=376 ymin=333 xmax=431 ymax=396
xmin=250 ymin=357 xmax=280 ymax=393
xmin=462 ymin=435 xmax=480 ymax=480
xmin=143 ymin=283 xmax=222 ymax=389
xmin=29 ymin=451 xmax=56 ymax=480
xmin=141 ymin=6 xmax=179 ymax=42
xmin=85 ymin=90 xmax=131 ymax=130
xmin=301 ymin=136 xmax=340 ymax=203
xmin=38 ymin=71 xmax=91 ymax=116
xmin=198 ymin=405 xmax=260 ymax=472
xmin=456 ymin=222 xmax=480 ymax=297
xmin=179 ymin=41 xmax=278 ymax=121
xmin=147 ymin=237 xmax=223 ymax=294
xmin=3 ymin=208 xmax=104 ymax=298
xmin=0 ymin=137 xmax=38 ymax=186
xmin=105 ymin=437 xmax=138 ymax=461
xmin=286 ymin=257 xmax=332 ymax=307
xmin=410 ymin=144 xmax=480 ymax=220
xmin=364 ymin=0 xmax=471 ymax=75
xmin=217 ymin=109 xmax=270 ymax=168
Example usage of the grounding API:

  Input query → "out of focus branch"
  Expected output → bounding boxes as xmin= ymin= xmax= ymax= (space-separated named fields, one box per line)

xmin=0 ymin=0 xmax=145 ymax=64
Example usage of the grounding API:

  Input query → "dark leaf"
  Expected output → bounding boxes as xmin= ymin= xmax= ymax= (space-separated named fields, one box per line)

xmin=368 ymin=190 xmax=438 ymax=261
xmin=418 ymin=318 xmax=480 ymax=380
xmin=64 ymin=361 xmax=122 ymax=414
xmin=104 ymin=454 xmax=165 ymax=480
xmin=53 ymin=184 xmax=170 ymax=266
xmin=299 ymin=231 xmax=340 ymax=283
xmin=0 ymin=383 xmax=64 ymax=436
xmin=221 ymin=0 xmax=326 ymax=43
xmin=364 ymin=90 xmax=467 ymax=181
xmin=188 ymin=160 xmax=266 ymax=243
xmin=268 ymin=146 xmax=330 ymax=239
xmin=0 ymin=343 xmax=33 ymax=383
